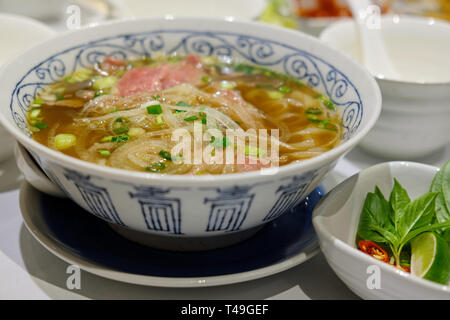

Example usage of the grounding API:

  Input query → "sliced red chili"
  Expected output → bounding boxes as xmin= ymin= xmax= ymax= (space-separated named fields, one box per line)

xmin=358 ymin=240 xmax=390 ymax=263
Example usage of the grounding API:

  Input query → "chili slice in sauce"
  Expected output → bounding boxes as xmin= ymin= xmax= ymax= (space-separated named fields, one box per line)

xmin=358 ymin=240 xmax=390 ymax=263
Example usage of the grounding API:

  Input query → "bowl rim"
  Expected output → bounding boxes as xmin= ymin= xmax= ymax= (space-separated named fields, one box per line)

xmin=0 ymin=16 xmax=382 ymax=184
xmin=313 ymin=161 xmax=450 ymax=294
xmin=319 ymin=14 xmax=450 ymax=86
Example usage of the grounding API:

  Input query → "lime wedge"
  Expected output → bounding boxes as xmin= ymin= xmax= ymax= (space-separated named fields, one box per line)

xmin=411 ymin=232 xmax=450 ymax=285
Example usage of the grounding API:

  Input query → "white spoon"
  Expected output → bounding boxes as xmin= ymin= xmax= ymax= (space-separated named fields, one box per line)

xmin=346 ymin=0 xmax=400 ymax=80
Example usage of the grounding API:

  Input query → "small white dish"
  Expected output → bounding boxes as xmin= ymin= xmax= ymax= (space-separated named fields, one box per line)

xmin=313 ymin=161 xmax=450 ymax=300
xmin=320 ymin=15 xmax=450 ymax=159
xmin=0 ymin=13 xmax=55 ymax=162
xmin=20 ymin=181 xmax=323 ymax=288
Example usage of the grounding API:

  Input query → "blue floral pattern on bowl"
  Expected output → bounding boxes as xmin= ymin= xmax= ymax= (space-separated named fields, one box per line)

xmin=10 ymin=30 xmax=363 ymax=139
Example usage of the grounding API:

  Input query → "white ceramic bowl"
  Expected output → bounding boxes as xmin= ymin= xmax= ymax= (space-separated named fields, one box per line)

xmin=320 ymin=16 xmax=450 ymax=160
xmin=0 ymin=13 xmax=55 ymax=162
xmin=313 ymin=161 xmax=450 ymax=299
xmin=0 ymin=17 xmax=381 ymax=249
xmin=117 ymin=0 xmax=266 ymax=20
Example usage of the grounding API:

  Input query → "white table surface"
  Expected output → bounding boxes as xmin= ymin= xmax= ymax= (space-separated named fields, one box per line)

xmin=1 ymin=144 xmax=448 ymax=300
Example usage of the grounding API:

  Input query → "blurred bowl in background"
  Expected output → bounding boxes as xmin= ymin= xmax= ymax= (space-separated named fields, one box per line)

xmin=0 ymin=13 xmax=55 ymax=162
xmin=320 ymin=15 xmax=450 ymax=159
xmin=0 ymin=0 xmax=66 ymax=21
xmin=114 ymin=0 xmax=266 ymax=20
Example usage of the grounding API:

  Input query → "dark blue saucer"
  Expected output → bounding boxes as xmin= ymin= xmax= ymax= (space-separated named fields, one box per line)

xmin=29 ymin=185 xmax=324 ymax=279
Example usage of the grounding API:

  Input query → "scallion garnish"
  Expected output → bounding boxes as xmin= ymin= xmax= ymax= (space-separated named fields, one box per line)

xmin=34 ymin=122 xmax=48 ymax=130
xmin=277 ymin=85 xmax=291 ymax=93
xmin=317 ymin=94 xmax=336 ymax=111
xmin=146 ymin=162 xmax=166 ymax=172
xmin=201 ymin=76 xmax=211 ymax=84
xmin=176 ymin=101 xmax=191 ymax=107
xmin=98 ymin=150 xmax=111 ymax=157
xmin=184 ymin=116 xmax=199 ymax=122
xmin=147 ymin=104 xmax=162 ymax=114
xmin=113 ymin=126 xmax=129 ymax=134
xmin=305 ymin=107 xmax=323 ymax=115
xmin=159 ymin=150 xmax=172 ymax=161
xmin=111 ymin=134 xmax=130 ymax=144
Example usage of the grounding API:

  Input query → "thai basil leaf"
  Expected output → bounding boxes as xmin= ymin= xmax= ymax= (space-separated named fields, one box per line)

xmin=396 ymin=192 xmax=438 ymax=240
xmin=431 ymin=160 xmax=450 ymax=240
xmin=389 ymin=178 xmax=411 ymax=228
xmin=403 ymin=220 xmax=450 ymax=244
xmin=441 ymin=160 xmax=450 ymax=216
xmin=374 ymin=186 xmax=395 ymax=225
xmin=431 ymin=166 xmax=449 ymax=221
xmin=357 ymin=192 xmax=397 ymax=243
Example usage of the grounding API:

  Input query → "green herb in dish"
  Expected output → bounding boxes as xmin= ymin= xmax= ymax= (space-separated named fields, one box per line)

xmin=357 ymin=160 xmax=450 ymax=283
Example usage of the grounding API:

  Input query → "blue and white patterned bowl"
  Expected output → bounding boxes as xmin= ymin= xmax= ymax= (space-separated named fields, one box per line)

xmin=0 ymin=18 xmax=381 ymax=245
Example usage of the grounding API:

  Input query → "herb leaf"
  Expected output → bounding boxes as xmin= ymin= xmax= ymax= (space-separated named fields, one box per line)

xmin=396 ymin=192 xmax=438 ymax=240
xmin=430 ymin=160 xmax=450 ymax=240
xmin=357 ymin=192 xmax=397 ymax=244
xmin=389 ymin=179 xmax=411 ymax=228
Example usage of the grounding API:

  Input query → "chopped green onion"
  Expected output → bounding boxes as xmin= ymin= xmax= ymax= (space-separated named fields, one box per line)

xmin=155 ymin=115 xmax=164 ymax=125
xmin=306 ymin=114 xmax=321 ymax=123
xmin=115 ymin=117 xmax=123 ymax=123
xmin=176 ymin=101 xmax=191 ymax=107
xmin=65 ymin=68 xmax=93 ymax=83
xmin=159 ymin=150 xmax=172 ymax=161
xmin=147 ymin=104 xmax=162 ymax=114
xmin=318 ymin=121 xmax=338 ymax=131
xmin=244 ymin=145 xmax=265 ymax=157
xmin=219 ymin=80 xmax=236 ymax=89
xmin=32 ymin=98 xmax=43 ymax=105
xmin=29 ymin=109 xmax=42 ymax=119
xmin=56 ymin=95 xmax=64 ymax=101
xmin=167 ymin=56 xmax=182 ymax=63
xmin=305 ymin=107 xmax=323 ymax=115
xmin=317 ymin=94 xmax=336 ymax=111
xmin=278 ymin=85 xmax=291 ymax=93
xmin=128 ymin=127 xmax=145 ymax=137
xmin=153 ymin=95 xmax=161 ymax=100
xmin=111 ymin=134 xmax=130 ymax=144
xmin=98 ymin=150 xmax=111 ymax=157
xmin=146 ymin=162 xmax=166 ymax=172
xmin=54 ymin=87 xmax=66 ymax=96
xmin=101 ymin=136 xmax=113 ymax=142
xmin=92 ymin=76 xmax=118 ymax=91
xmin=267 ymin=90 xmax=284 ymax=99
xmin=201 ymin=76 xmax=211 ymax=84
xmin=211 ymin=137 xmax=231 ymax=148
xmin=113 ymin=126 xmax=129 ymax=134
xmin=34 ymin=122 xmax=48 ymax=130
xmin=201 ymin=117 xmax=207 ymax=124
xmin=184 ymin=116 xmax=199 ymax=122
xmin=54 ymin=134 xmax=76 ymax=150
